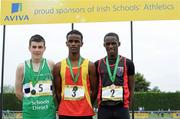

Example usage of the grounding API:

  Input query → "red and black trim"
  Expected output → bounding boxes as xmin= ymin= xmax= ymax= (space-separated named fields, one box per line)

xmin=96 ymin=56 xmax=129 ymax=108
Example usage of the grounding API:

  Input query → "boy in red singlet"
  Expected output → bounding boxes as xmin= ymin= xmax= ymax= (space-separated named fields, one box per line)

xmin=53 ymin=30 xmax=98 ymax=119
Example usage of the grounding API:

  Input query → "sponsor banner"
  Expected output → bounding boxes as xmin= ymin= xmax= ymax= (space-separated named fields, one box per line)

xmin=1 ymin=0 xmax=180 ymax=25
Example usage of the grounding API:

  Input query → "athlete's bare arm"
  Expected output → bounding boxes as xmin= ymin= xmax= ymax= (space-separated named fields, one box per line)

xmin=88 ymin=61 xmax=98 ymax=105
xmin=53 ymin=62 xmax=62 ymax=104
xmin=15 ymin=63 xmax=24 ymax=101
xmin=128 ymin=75 xmax=135 ymax=108
xmin=47 ymin=60 xmax=57 ymax=102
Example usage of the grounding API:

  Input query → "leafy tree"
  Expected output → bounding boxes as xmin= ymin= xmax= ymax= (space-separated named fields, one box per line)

xmin=134 ymin=72 xmax=150 ymax=92
xmin=176 ymin=90 xmax=180 ymax=93
xmin=3 ymin=85 xmax=15 ymax=93
xmin=150 ymin=86 xmax=161 ymax=92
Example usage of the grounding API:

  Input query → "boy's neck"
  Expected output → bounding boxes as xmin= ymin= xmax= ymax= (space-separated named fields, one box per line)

xmin=69 ymin=54 xmax=80 ymax=61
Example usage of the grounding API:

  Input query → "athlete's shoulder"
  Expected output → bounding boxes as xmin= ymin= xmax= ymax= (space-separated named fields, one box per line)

xmin=120 ymin=56 xmax=134 ymax=65
xmin=17 ymin=62 xmax=24 ymax=71
xmin=95 ymin=57 xmax=105 ymax=63
xmin=81 ymin=57 xmax=91 ymax=67
xmin=54 ymin=61 xmax=61 ymax=68
xmin=46 ymin=59 xmax=55 ymax=70
xmin=94 ymin=57 xmax=105 ymax=68
xmin=88 ymin=61 xmax=94 ymax=67
xmin=54 ymin=60 xmax=63 ymax=73
xmin=121 ymin=56 xmax=135 ymax=75
xmin=125 ymin=58 xmax=134 ymax=66
xmin=59 ymin=58 xmax=67 ymax=64
xmin=47 ymin=59 xmax=55 ymax=66
xmin=16 ymin=62 xmax=25 ymax=77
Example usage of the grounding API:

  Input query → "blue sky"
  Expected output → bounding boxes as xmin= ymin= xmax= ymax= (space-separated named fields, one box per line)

xmin=0 ymin=20 xmax=180 ymax=92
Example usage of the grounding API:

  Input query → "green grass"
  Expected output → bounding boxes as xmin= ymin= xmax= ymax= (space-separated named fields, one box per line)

xmin=3 ymin=111 xmax=180 ymax=119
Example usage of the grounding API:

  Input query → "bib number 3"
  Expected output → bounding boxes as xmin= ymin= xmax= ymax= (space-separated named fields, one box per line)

xmin=72 ymin=86 xmax=78 ymax=97
xmin=64 ymin=85 xmax=84 ymax=100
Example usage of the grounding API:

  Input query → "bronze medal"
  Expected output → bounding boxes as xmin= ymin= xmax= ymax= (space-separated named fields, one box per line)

xmin=31 ymin=89 xmax=36 ymax=95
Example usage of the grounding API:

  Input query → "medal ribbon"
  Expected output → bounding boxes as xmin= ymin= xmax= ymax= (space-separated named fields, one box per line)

xmin=67 ymin=57 xmax=82 ymax=83
xmin=106 ymin=55 xmax=119 ymax=83
xmin=30 ymin=58 xmax=44 ymax=87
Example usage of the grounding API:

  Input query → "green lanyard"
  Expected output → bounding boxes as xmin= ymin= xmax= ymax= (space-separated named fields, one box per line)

xmin=67 ymin=57 xmax=82 ymax=83
xmin=106 ymin=55 xmax=119 ymax=83
xmin=30 ymin=58 xmax=44 ymax=87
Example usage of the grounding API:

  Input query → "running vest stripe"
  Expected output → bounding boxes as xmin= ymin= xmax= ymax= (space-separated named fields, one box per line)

xmin=23 ymin=59 xmax=56 ymax=119
xmin=97 ymin=56 xmax=129 ymax=108
xmin=58 ymin=59 xmax=94 ymax=116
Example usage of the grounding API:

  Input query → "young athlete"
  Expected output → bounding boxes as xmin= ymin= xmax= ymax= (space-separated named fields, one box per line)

xmin=15 ymin=34 xmax=56 ymax=119
xmin=95 ymin=32 xmax=135 ymax=119
xmin=53 ymin=30 xmax=98 ymax=119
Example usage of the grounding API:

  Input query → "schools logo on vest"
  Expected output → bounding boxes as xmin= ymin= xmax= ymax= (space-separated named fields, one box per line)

xmin=4 ymin=3 xmax=29 ymax=21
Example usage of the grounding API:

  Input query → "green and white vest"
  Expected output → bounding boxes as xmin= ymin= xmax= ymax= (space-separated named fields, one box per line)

xmin=22 ymin=58 xmax=56 ymax=119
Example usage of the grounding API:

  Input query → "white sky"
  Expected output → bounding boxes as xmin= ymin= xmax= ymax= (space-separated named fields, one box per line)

xmin=0 ymin=20 xmax=180 ymax=92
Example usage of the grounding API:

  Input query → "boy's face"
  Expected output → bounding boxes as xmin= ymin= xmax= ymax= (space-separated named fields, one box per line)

xmin=29 ymin=41 xmax=46 ymax=61
xmin=104 ymin=36 xmax=120 ymax=57
xmin=66 ymin=34 xmax=83 ymax=54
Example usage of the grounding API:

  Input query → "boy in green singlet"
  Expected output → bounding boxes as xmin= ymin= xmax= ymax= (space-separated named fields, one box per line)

xmin=15 ymin=34 xmax=56 ymax=119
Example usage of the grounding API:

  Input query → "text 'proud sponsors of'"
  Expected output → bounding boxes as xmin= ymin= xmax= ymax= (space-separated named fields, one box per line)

xmin=33 ymin=3 xmax=175 ymax=15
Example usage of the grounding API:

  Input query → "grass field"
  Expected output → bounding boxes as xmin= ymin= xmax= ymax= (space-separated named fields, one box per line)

xmin=2 ymin=111 xmax=180 ymax=119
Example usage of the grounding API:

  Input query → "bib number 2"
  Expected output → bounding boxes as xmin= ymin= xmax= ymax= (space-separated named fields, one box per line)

xmin=110 ymin=89 xmax=115 ymax=97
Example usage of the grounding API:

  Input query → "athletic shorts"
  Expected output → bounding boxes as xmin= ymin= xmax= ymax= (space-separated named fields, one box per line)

xmin=98 ymin=105 xmax=130 ymax=119
xmin=59 ymin=115 xmax=93 ymax=119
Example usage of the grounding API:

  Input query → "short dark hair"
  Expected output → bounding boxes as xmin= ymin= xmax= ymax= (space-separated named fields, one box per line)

xmin=104 ymin=32 xmax=119 ymax=42
xmin=66 ymin=30 xmax=83 ymax=41
xmin=29 ymin=34 xmax=45 ymax=46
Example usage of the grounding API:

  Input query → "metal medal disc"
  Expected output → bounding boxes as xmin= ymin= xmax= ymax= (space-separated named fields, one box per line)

xmin=73 ymin=86 xmax=78 ymax=91
xmin=111 ymin=84 xmax=116 ymax=89
xmin=31 ymin=89 xmax=36 ymax=95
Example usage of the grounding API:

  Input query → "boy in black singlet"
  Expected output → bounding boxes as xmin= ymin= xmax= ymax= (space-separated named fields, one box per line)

xmin=95 ymin=32 xmax=135 ymax=119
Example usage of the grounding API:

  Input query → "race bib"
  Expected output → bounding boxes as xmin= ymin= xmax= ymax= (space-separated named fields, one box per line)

xmin=64 ymin=85 xmax=84 ymax=100
xmin=102 ymin=85 xmax=123 ymax=101
xmin=23 ymin=81 xmax=53 ymax=97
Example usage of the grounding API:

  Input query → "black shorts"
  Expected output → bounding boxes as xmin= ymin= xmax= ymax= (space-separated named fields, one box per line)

xmin=59 ymin=115 xmax=93 ymax=119
xmin=98 ymin=105 xmax=130 ymax=119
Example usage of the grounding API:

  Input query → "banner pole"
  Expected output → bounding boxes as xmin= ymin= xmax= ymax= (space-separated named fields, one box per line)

xmin=0 ymin=25 xmax=6 ymax=119
xmin=71 ymin=23 xmax=74 ymax=30
xmin=130 ymin=21 xmax=134 ymax=119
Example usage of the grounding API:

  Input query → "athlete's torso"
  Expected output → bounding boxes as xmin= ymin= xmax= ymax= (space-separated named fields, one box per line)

xmin=97 ymin=56 xmax=130 ymax=108
xmin=23 ymin=58 xmax=56 ymax=119
xmin=58 ymin=58 xmax=94 ymax=116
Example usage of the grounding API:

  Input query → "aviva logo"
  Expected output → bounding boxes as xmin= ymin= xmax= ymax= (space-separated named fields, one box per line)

xmin=11 ymin=3 xmax=22 ymax=13
xmin=4 ymin=3 xmax=29 ymax=22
